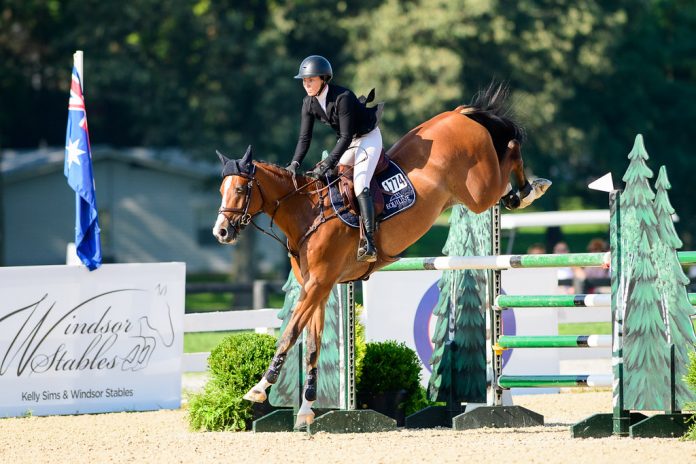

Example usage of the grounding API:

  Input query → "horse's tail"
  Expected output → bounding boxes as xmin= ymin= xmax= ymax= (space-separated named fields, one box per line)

xmin=459 ymin=82 xmax=526 ymax=160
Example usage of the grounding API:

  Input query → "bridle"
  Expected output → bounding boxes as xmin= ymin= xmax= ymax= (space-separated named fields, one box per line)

xmin=217 ymin=165 xmax=260 ymax=237
xmin=217 ymin=164 xmax=306 ymax=254
xmin=217 ymin=160 xmax=358 ymax=257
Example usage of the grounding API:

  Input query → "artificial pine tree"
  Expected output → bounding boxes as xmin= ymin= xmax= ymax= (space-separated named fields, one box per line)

xmin=621 ymin=135 xmax=671 ymax=410
xmin=268 ymin=270 xmax=342 ymax=409
xmin=316 ymin=285 xmax=340 ymax=409
xmin=427 ymin=205 xmax=487 ymax=403
xmin=427 ymin=207 xmax=461 ymax=401
xmin=269 ymin=270 xmax=302 ymax=407
xmin=652 ymin=166 xmax=696 ymax=408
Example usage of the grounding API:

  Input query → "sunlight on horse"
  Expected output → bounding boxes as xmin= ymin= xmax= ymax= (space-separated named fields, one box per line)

xmin=212 ymin=84 xmax=551 ymax=429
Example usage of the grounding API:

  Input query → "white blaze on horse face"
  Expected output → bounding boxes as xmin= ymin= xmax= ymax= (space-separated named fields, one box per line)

xmin=213 ymin=176 xmax=236 ymax=243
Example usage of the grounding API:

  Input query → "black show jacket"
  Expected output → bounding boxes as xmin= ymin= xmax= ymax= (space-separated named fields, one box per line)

xmin=292 ymin=84 xmax=378 ymax=166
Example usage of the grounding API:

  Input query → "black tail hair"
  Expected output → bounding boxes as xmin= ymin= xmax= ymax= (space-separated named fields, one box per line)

xmin=462 ymin=82 xmax=526 ymax=159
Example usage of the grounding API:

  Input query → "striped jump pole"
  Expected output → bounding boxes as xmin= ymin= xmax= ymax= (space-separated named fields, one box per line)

xmin=497 ymin=335 xmax=611 ymax=349
xmin=495 ymin=293 xmax=696 ymax=308
xmin=498 ymin=374 xmax=613 ymax=389
xmin=382 ymin=252 xmax=609 ymax=271
xmin=382 ymin=250 xmax=696 ymax=272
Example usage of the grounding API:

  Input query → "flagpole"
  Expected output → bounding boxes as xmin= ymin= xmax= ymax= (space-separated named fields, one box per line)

xmin=73 ymin=50 xmax=83 ymax=91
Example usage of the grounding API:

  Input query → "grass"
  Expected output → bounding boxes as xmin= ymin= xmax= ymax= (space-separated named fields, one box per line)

xmin=186 ymin=293 xmax=233 ymax=313
xmin=185 ymin=331 xmax=245 ymax=352
xmin=184 ymin=329 xmax=280 ymax=353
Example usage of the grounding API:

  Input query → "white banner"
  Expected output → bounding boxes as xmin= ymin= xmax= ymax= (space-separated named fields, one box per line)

xmin=0 ymin=263 xmax=185 ymax=417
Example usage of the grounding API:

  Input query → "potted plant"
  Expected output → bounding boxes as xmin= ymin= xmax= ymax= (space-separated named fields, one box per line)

xmin=356 ymin=340 xmax=423 ymax=426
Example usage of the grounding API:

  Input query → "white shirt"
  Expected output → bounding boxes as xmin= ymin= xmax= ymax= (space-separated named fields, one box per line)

xmin=315 ymin=84 xmax=329 ymax=114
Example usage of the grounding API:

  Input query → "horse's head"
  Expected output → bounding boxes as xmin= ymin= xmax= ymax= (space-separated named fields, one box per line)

xmin=212 ymin=145 xmax=263 ymax=244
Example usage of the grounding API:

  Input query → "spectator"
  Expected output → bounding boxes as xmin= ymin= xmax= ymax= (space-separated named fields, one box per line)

xmin=553 ymin=241 xmax=584 ymax=294
xmin=584 ymin=238 xmax=610 ymax=293
xmin=527 ymin=243 xmax=546 ymax=254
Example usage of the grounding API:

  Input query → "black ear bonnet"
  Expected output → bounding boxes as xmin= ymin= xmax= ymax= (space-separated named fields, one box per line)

xmin=217 ymin=145 xmax=254 ymax=177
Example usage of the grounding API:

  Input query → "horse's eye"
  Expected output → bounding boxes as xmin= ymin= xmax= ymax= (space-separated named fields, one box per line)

xmin=235 ymin=186 xmax=246 ymax=194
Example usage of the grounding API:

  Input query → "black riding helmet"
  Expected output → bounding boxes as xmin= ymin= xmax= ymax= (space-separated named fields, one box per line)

xmin=294 ymin=55 xmax=333 ymax=81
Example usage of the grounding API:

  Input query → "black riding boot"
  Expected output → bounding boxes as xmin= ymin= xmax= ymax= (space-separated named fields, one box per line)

xmin=356 ymin=188 xmax=378 ymax=262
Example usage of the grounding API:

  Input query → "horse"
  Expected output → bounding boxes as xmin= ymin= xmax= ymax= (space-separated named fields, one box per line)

xmin=212 ymin=84 xmax=551 ymax=428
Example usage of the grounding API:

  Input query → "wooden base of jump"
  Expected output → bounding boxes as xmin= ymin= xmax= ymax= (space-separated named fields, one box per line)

xmin=452 ymin=405 xmax=544 ymax=430
xmin=571 ymin=412 xmax=694 ymax=438
xmin=253 ymin=408 xmax=396 ymax=434
xmin=405 ymin=404 xmax=465 ymax=429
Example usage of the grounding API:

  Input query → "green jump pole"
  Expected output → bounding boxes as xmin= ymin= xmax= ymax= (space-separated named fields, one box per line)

xmin=498 ymin=374 xmax=612 ymax=389
xmin=496 ymin=293 xmax=696 ymax=308
xmin=498 ymin=335 xmax=611 ymax=348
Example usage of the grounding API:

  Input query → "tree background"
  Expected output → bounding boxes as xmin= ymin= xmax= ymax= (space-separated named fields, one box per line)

xmin=2 ymin=0 xmax=696 ymax=242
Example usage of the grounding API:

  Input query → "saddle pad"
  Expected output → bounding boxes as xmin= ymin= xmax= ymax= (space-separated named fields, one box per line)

xmin=327 ymin=160 xmax=416 ymax=228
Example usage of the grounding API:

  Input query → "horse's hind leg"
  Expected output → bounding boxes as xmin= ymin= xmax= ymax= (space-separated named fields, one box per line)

xmin=500 ymin=140 xmax=552 ymax=210
xmin=294 ymin=302 xmax=326 ymax=429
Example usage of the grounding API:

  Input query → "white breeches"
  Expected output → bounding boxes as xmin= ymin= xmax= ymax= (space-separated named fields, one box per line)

xmin=338 ymin=126 xmax=382 ymax=195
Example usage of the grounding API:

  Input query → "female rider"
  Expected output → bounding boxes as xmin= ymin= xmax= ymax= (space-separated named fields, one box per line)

xmin=286 ymin=55 xmax=382 ymax=262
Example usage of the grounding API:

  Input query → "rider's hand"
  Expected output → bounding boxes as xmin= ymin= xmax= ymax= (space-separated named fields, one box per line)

xmin=286 ymin=161 xmax=300 ymax=176
xmin=307 ymin=160 xmax=334 ymax=179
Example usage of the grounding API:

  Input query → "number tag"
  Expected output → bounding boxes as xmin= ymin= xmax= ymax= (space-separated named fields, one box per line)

xmin=381 ymin=173 xmax=408 ymax=193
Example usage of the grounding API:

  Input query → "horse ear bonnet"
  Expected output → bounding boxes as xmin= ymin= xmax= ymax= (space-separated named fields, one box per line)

xmin=217 ymin=145 xmax=254 ymax=177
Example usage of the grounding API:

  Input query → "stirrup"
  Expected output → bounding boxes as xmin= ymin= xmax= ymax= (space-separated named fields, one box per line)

xmin=357 ymin=240 xmax=377 ymax=262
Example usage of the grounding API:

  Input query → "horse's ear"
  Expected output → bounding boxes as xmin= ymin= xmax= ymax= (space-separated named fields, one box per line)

xmin=216 ymin=150 xmax=231 ymax=165
xmin=242 ymin=145 xmax=253 ymax=165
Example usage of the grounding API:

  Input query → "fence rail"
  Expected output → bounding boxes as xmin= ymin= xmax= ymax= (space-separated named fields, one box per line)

xmin=183 ymin=308 xmax=281 ymax=372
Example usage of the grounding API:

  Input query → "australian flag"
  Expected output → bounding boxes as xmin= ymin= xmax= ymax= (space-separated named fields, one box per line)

xmin=64 ymin=66 xmax=102 ymax=270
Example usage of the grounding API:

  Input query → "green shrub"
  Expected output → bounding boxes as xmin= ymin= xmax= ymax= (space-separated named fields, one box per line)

xmin=357 ymin=340 xmax=423 ymax=416
xmin=683 ymin=351 xmax=696 ymax=441
xmin=188 ymin=332 xmax=276 ymax=431
xmin=188 ymin=382 xmax=250 ymax=431
xmin=355 ymin=304 xmax=367 ymax=387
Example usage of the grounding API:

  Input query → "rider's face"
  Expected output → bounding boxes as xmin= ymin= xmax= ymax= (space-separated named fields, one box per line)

xmin=302 ymin=77 xmax=323 ymax=97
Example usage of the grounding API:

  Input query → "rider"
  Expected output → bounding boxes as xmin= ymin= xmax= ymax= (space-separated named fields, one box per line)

xmin=286 ymin=55 xmax=382 ymax=262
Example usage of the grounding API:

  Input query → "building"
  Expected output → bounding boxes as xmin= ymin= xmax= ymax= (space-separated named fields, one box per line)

xmin=0 ymin=147 xmax=285 ymax=275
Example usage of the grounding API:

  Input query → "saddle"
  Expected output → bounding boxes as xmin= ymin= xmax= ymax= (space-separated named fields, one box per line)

xmin=337 ymin=150 xmax=391 ymax=216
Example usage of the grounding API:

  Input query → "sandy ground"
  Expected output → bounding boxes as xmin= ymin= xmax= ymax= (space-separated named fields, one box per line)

xmin=0 ymin=390 xmax=693 ymax=464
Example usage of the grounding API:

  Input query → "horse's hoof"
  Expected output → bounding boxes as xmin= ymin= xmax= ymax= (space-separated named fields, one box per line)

xmin=243 ymin=387 xmax=267 ymax=403
xmin=294 ymin=411 xmax=315 ymax=430
xmin=533 ymin=178 xmax=552 ymax=194
xmin=519 ymin=178 xmax=552 ymax=208
xmin=501 ymin=190 xmax=520 ymax=210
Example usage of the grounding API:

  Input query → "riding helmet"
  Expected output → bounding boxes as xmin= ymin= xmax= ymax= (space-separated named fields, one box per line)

xmin=294 ymin=55 xmax=333 ymax=81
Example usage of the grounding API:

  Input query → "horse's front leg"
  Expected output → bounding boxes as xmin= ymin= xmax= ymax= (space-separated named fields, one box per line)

xmin=243 ymin=276 xmax=331 ymax=404
xmin=294 ymin=298 xmax=327 ymax=429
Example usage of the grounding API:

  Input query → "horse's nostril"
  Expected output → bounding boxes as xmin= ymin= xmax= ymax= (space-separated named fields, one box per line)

xmin=219 ymin=228 xmax=227 ymax=237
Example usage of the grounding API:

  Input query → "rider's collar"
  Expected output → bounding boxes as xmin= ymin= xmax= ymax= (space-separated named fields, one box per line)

xmin=315 ymin=83 xmax=330 ymax=112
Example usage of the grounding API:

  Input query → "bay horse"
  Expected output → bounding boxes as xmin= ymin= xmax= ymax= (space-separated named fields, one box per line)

xmin=212 ymin=84 xmax=550 ymax=428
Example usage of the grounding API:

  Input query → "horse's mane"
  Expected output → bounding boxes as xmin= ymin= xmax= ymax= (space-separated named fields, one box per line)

xmin=256 ymin=160 xmax=312 ymax=183
xmin=459 ymin=82 xmax=526 ymax=160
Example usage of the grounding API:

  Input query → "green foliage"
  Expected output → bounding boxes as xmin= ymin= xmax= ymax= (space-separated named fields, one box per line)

xmin=187 ymin=332 xmax=276 ymax=431
xmin=187 ymin=382 xmax=250 ymax=432
xmin=355 ymin=304 xmax=367 ymax=387
xmin=357 ymin=340 xmax=422 ymax=414
xmin=683 ymin=351 xmax=696 ymax=441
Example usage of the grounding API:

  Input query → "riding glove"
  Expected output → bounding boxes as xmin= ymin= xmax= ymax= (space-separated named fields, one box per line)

xmin=286 ymin=160 xmax=300 ymax=176
xmin=307 ymin=159 xmax=335 ymax=179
